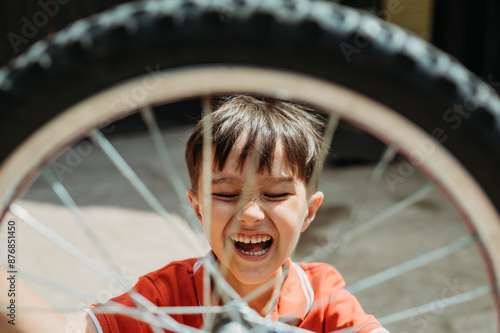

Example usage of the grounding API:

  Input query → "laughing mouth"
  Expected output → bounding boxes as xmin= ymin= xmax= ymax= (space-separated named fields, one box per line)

xmin=230 ymin=234 xmax=273 ymax=256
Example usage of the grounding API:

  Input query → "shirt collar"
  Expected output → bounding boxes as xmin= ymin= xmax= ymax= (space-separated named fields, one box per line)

xmin=269 ymin=259 xmax=315 ymax=323
xmin=193 ymin=256 xmax=315 ymax=325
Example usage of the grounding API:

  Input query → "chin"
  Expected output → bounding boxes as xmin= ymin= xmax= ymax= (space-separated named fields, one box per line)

xmin=237 ymin=273 xmax=269 ymax=286
xmin=231 ymin=264 xmax=280 ymax=286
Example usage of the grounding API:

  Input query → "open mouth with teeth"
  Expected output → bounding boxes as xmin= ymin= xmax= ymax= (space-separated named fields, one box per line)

xmin=230 ymin=234 xmax=274 ymax=257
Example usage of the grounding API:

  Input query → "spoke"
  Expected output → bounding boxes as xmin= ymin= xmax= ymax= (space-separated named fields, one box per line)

xmin=88 ymin=129 xmax=195 ymax=250
xmin=346 ymin=182 xmax=436 ymax=240
xmin=140 ymin=106 xmax=205 ymax=237
xmin=242 ymin=305 xmax=364 ymax=333
xmin=42 ymin=166 xmax=122 ymax=274
xmin=86 ymin=304 xmax=224 ymax=315
xmin=222 ymin=143 xmax=259 ymax=251
xmin=203 ymin=254 xmax=242 ymax=302
xmin=9 ymin=203 xmax=187 ymax=332
xmin=242 ymin=275 xmax=283 ymax=304
xmin=0 ymin=301 xmax=207 ymax=330
xmin=18 ymin=269 xmax=96 ymax=301
xmin=344 ymin=144 xmax=398 ymax=225
xmin=329 ymin=145 xmax=398 ymax=256
xmin=94 ymin=301 xmax=167 ymax=333
xmin=42 ymin=166 xmax=166 ymax=326
xmin=9 ymin=203 xmax=129 ymax=289
xmin=274 ymin=286 xmax=377 ymax=333
xmin=306 ymin=113 xmax=339 ymax=198
xmin=201 ymin=95 xmax=214 ymax=312
xmin=347 ymin=235 xmax=477 ymax=294
xmin=377 ymin=285 xmax=493 ymax=325
xmin=194 ymin=97 xmax=247 ymax=330
xmin=219 ymin=128 xmax=294 ymax=320
xmin=325 ymin=328 xmax=370 ymax=333
xmin=196 ymin=96 xmax=262 ymax=325
xmin=150 ymin=322 xmax=166 ymax=333
xmin=215 ymin=139 xmax=262 ymax=309
xmin=198 ymin=256 xmax=245 ymax=329
xmin=139 ymin=106 xmax=211 ymax=333
xmin=143 ymin=100 xmax=224 ymax=330
xmin=301 ymin=182 xmax=437 ymax=262
xmin=200 ymin=96 xmax=216 ymax=330
xmin=0 ymin=306 xmax=92 ymax=313
xmin=238 ymin=114 xmax=339 ymax=302
xmin=158 ymin=306 xmax=224 ymax=315
xmin=241 ymin=306 xmax=316 ymax=333
xmin=117 ymin=296 xmax=203 ymax=333
xmin=93 ymin=301 xmax=206 ymax=333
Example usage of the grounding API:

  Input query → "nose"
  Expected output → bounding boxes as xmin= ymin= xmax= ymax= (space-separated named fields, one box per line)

xmin=239 ymin=201 xmax=265 ymax=225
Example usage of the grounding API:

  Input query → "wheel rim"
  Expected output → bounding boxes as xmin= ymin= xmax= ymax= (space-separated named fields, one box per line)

xmin=1 ymin=65 xmax=499 ymax=332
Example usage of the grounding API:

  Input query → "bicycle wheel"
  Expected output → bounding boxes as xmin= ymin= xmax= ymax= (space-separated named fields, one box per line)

xmin=1 ymin=0 xmax=500 ymax=332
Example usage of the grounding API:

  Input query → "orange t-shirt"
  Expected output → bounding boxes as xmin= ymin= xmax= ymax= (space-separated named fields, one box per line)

xmin=89 ymin=258 xmax=387 ymax=333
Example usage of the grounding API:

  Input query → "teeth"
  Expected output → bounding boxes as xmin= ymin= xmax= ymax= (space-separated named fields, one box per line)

xmin=231 ymin=235 xmax=271 ymax=243
xmin=237 ymin=247 xmax=270 ymax=256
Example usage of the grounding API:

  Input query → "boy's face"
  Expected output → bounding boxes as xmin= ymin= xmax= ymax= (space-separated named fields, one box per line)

xmin=187 ymin=140 xmax=324 ymax=291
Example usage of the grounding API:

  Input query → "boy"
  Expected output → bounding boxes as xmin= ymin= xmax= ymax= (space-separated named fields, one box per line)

xmin=1 ymin=95 xmax=387 ymax=333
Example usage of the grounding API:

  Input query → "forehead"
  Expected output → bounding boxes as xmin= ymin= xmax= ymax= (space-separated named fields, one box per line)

xmin=213 ymin=139 xmax=297 ymax=184
xmin=219 ymin=141 xmax=295 ymax=179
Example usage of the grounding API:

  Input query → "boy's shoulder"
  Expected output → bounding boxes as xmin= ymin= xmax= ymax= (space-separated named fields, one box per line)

xmin=273 ymin=261 xmax=348 ymax=324
xmin=144 ymin=257 xmax=201 ymax=281
xmin=138 ymin=257 xmax=203 ymax=293
xmin=133 ymin=257 xmax=203 ymax=306
xmin=292 ymin=261 xmax=347 ymax=292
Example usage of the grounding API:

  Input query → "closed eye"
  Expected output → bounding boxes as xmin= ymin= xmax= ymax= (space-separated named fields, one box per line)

xmin=212 ymin=193 xmax=238 ymax=199
xmin=265 ymin=193 xmax=290 ymax=199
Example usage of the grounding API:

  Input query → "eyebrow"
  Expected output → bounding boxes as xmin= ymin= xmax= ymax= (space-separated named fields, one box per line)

xmin=211 ymin=176 xmax=295 ymax=185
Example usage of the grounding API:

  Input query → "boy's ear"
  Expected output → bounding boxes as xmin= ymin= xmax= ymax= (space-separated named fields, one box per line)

xmin=301 ymin=191 xmax=324 ymax=232
xmin=186 ymin=189 xmax=203 ymax=225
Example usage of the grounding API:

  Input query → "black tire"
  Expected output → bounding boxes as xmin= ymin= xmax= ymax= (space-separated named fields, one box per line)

xmin=1 ymin=0 xmax=499 ymax=212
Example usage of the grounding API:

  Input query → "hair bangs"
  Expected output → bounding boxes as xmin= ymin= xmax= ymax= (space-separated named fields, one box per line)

xmin=213 ymin=113 xmax=280 ymax=176
xmin=185 ymin=95 xmax=326 ymax=192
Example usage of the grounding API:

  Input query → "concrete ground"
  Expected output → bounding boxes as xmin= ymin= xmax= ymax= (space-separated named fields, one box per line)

xmin=1 ymin=125 xmax=497 ymax=332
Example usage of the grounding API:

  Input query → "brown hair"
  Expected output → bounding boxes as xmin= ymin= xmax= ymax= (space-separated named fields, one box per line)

xmin=185 ymin=95 xmax=326 ymax=192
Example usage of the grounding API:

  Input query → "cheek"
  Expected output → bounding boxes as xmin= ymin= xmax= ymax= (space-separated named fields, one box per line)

xmin=272 ymin=205 xmax=304 ymax=237
xmin=210 ymin=201 xmax=236 ymax=220
xmin=208 ymin=202 xmax=237 ymax=234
